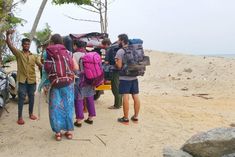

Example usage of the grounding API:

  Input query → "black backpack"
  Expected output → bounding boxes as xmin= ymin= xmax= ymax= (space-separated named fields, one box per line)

xmin=105 ymin=43 xmax=120 ymax=65
xmin=120 ymin=39 xmax=150 ymax=77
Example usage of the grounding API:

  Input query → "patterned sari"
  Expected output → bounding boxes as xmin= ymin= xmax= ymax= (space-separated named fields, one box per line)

xmin=49 ymin=84 xmax=74 ymax=133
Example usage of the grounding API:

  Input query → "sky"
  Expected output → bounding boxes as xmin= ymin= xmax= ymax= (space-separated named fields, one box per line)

xmin=15 ymin=0 xmax=235 ymax=55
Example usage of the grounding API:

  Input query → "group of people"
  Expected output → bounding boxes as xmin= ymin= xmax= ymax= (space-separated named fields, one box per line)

xmin=5 ymin=30 xmax=141 ymax=141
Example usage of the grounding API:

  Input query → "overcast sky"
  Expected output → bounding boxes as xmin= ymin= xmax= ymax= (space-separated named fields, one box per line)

xmin=16 ymin=0 xmax=235 ymax=55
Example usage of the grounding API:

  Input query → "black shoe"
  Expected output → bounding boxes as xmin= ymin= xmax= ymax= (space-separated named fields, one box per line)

xmin=117 ymin=117 xmax=129 ymax=123
xmin=74 ymin=122 xmax=82 ymax=127
xmin=84 ymin=118 xmax=93 ymax=125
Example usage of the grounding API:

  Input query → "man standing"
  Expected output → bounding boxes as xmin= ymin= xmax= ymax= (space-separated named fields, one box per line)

xmin=115 ymin=34 xmax=140 ymax=123
xmin=102 ymin=38 xmax=122 ymax=109
xmin=6 ymin=30 xmax=41 ymax=125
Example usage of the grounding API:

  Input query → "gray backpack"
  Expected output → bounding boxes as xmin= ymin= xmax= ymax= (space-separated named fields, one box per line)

xmin=120 ymin=39 xmax=150 ymax=77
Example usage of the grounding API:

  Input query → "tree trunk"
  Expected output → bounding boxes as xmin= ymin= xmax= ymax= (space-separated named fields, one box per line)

xmin=29 ymin=0 xmax=48 ymax=41
xmin=104 ymin=0 xmax=108 ymax=33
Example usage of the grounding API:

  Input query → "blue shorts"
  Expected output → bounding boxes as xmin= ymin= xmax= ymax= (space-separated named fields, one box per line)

xmin=119 ymin=79 xmax=139 ymax=94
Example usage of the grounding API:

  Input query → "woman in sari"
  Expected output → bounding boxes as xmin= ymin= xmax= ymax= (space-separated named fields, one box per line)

xmin=39 ymin=34 xmax=74 ymax=141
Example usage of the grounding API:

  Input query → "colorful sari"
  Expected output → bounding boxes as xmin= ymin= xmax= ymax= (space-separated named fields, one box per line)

xmin=49 ymin=84 xmax=74 ymax=133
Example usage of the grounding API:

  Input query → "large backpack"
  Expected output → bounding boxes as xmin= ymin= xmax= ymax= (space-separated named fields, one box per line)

xmin=81 ymin=52 xmax=104 ymax=87
xmin=106 ymin=42 xmax=120 ymax=65
xmin=120 ymin=39 xmax=150 ymax=77
xmin=44 ymin=44 xmax=74 ymax=88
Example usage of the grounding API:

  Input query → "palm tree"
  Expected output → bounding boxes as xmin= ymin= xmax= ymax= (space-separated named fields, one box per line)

xmin=29 ymin=0 xmax=48 ymax=41
xmin=24 ymin=23 xmax=52 ymax=54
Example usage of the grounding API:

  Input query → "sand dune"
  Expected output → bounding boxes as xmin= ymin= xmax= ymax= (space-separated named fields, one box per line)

xmin=0 ymin=51 xmax=234 ymax=157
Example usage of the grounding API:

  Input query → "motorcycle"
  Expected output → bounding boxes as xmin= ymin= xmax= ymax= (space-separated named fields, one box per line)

xmin=0 ymin=67 xmax=16 ymax=117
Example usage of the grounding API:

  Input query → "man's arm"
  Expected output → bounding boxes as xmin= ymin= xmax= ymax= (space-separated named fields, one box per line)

xmin=5 ymin=30 xmax=19 ymax=56
xmin=115 ymin=50 xmax=123 ymax=70
xmin=35 ymin=56 xmax=42 ymax=69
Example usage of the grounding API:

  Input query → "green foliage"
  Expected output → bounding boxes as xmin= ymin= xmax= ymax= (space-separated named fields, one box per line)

xmin=24 ymin=23 xmax=52 ymax=54
xmin=52 ymin=0 xmax=91 ymax=5
xmin=2 ymin=55 xmax=16 ymax=64
xmin=0 ymin=0 xmax=25 ymax=64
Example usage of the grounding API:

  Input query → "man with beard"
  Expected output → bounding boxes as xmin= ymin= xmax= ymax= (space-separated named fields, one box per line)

xmin=115 ymin=34 xmax=140 ymax=124
xmin=6 ymin=30 xmax=42 ymax=125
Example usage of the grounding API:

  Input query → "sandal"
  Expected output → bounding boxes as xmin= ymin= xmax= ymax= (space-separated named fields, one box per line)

xmin=64 ymin=132 xmax=73 ymax=140
xmin=84 ymin=118 xmax=93 ymax=125
xmin=74 ymin=121 xmax=82 ymax=127
xmin=117 ymin=117 xmax=129 ymax=124
xmin=131 ymin=116 xmax=138 ymax=123
xmin=55 ymin=133 xmax=62 ymax=141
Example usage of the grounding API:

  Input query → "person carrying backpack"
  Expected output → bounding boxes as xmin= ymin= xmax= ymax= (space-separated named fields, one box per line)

xmin=73 ymin=40 xmax=97 ymax=128
xmin=103 ymin=39 xmax=123 ymax=109
xmin=44 ymin=34 xmax=75 ymax=141
xmin=115 ymin=34 xmax=141 ymax=124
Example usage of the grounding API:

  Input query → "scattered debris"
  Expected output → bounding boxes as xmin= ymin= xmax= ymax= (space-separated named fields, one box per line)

xmin=192 ymin=94 xmax=213 ymax=100
xmin=181 ymin=87 xmax=189 ymax=91
xmin=177 ymin=73 xmax=182 ymax=76
xmin=162 ymin=92 xmax=168 ymax=95
xmin=95 ymin=135 xmax=106 ymax=147
xmin=184 ymin=68 xmax=193 ymax=73
xmin=172 ymin=77 xmax=181 ymax=80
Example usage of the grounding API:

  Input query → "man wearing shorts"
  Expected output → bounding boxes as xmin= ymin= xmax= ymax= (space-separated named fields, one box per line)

xmin=115 ymin=34 xmax=140 ymax=124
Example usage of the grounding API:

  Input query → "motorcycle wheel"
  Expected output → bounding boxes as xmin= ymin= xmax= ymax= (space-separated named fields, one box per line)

xmin=0 ymin=97 xmax=4 ymax=118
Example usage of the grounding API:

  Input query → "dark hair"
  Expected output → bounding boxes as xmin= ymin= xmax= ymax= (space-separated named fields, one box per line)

xmin=21 ymin=38 xmax=30 ymax=45
xmin=50 ymin=34 xmax=63 ymax=44
xmin=118 ymin=34 xmax=129 ymax=45
xmin=73 ymin=40 xmax=87 ymax=48
xmin=102 ymin=38 xmax=111 ymax=46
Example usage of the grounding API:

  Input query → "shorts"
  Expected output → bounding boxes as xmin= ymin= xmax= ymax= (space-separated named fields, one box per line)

xmin=119 ymin=79 xmax=139 ymax=94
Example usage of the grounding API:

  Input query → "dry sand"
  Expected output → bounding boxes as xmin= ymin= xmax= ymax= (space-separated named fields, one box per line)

xmin=0 ymin=51 xmax=235 ymax=157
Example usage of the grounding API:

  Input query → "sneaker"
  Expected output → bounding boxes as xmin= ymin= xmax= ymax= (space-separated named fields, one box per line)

xmin=17 ymin=118 xmax=25 ymax=125
xmin=117 ymin=117 xmax=129 ymax=124
xmin=131 ymin=116 xmax=138 ymax=123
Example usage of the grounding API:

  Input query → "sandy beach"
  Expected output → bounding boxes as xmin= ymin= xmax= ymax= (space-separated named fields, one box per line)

xmin=0 ymin=51 xmax=235 ymax=157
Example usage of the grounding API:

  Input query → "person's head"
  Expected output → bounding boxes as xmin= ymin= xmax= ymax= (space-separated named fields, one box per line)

xmin=50 ymin=34 xmax=63 ymax=45
xmin=21 ymin=38 xmax=30 ymax=51
xmin=118 ymin=34 xmax=129 ymax=48
xmin=73 ymin=40 xmax=87 ymax=51
xmin=101 ymin=38 xmax=111 ymax=49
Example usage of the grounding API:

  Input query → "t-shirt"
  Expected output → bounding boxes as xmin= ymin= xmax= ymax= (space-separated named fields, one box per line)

xmin=115 ymin=49 xmax=137 ymax=81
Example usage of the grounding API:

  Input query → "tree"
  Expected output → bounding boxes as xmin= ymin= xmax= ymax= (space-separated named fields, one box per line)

xmin=29 ymin=0 xmax=48 ymax=41
xmin=0 ymin=0 xmax=25 ymax=65
xmin=53 ymin=0 xmax=113 ymax=33
xmin=24 ymin=23 xmax=52 ymax=54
